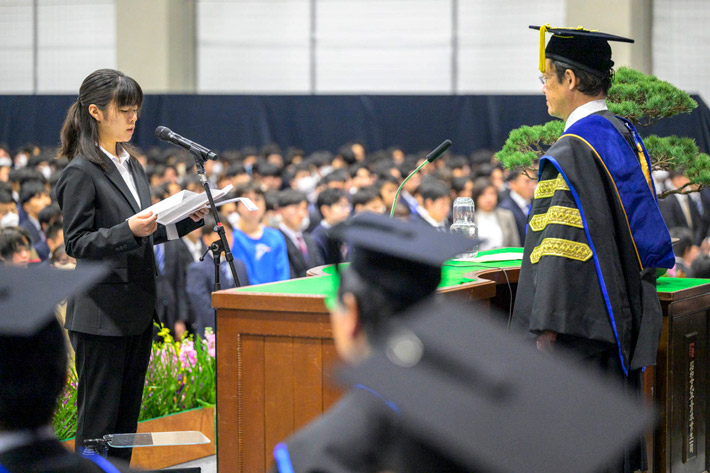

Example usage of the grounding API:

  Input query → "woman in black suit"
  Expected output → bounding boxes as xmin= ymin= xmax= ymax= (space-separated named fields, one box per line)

xmin=55 ymin=69 xmax=207 ymax=462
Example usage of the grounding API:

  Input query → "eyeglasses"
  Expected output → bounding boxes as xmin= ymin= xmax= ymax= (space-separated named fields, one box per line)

xmin=538 ymin=75 xmax=554 ymax=86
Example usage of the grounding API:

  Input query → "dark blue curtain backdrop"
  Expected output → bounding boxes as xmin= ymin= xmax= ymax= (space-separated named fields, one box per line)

xmin=1 ymin=94 xmax=708 ymax=156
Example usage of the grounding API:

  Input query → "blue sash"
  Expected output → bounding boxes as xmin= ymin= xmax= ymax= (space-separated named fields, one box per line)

xmin=563 ymin=114 xmax=674 ymax=270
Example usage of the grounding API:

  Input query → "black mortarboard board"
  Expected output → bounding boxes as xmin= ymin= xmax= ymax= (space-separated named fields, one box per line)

xmin=329 ymin=212 xmax=480 ymax=300
xmin=339 ymin=298 xmax=654 ymax=473
xmin=531 ymin=24 xmax=634 ymax=76
xmin=0 ymin=264 xmax=109 ymax=336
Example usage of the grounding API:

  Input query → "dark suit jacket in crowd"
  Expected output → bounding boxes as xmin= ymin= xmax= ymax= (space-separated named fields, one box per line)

xmin=164 ymin=238 xmax=205 ymax=329
xmin=280 ymin=229 xmax=323 ymax=278
xmin=498 ymin=195 xmax=528 ymax=246
xmin=311 ymin=223 xmax=344 ymax=265
xmin=56 ymin=154 xmax=203 ymax=337
xmin=658 ymin=193 xmax=707 ymax=245
xmin=0 ymin=438 xmax=137 ymax=472
xmin=19 ymin=218 xmax=50 ymax=261
xmin=186 ymin=256 xmax=250 ymax=337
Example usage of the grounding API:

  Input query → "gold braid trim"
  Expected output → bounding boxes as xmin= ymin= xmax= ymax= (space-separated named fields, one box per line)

xmin=529 ymin=205 xmax=583 ymax=232
xmin=534 ymin=174 xmax=569 ymax=199
xmin=530 ymin=238 xmax=592 ymax=264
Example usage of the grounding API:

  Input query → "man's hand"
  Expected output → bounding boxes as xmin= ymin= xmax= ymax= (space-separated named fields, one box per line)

xmin=536 ymin=331 xmax=557 ymax=353
xmin=174 ymin=321 xmax=187 ymax=340
xmin=189 ymin=207 xmax=210 ymax=222
xmin=128 ymin=211 xmax=158 ymax=237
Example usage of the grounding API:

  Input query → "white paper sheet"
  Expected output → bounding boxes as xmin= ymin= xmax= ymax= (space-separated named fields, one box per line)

xmin=129 ymin=184 xmax=256 ymax=225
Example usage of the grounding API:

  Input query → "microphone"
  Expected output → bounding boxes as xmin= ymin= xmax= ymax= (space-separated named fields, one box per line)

xmin=389 ymin=140 xmax=452 ymax=218
xmin=155 ymin=126 xmax=218 ymax=161
xmin=425 ymin=139 xmax=451 ymax=163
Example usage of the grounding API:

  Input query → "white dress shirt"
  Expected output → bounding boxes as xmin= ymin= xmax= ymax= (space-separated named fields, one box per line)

xmin=279 ymin=222 xmax=303 ymax=248
xmin=476 ymin=210 xmax=504 ymax=251
xmin=509 ymin=190 xmax=530 ymax=215
xmin=100 ymin=146 xmax=140 ymax=208
xmin=182 ymin=236 xmax=204 ymax=262
xmin=100 ymin=146 xmax=179 ymax=240
xmin=417 ymin=206 xmax=446 ymax=229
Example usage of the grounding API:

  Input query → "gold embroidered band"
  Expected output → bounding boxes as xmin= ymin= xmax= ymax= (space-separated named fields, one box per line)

xmin=530 ymin=238 xmax=592 ymax=264
xmin=534 ymin=174 xmax=569 ymax=199
xmin=528 ymin=206 xmax=583 ymax=232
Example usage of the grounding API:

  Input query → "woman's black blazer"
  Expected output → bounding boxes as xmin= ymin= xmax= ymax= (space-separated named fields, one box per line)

xmin=56 ymin=154 xmax=202 ymax=336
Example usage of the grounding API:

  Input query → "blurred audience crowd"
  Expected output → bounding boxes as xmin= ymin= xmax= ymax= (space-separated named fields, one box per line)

xmin=8 ymin=140 xmax=704 ymax=339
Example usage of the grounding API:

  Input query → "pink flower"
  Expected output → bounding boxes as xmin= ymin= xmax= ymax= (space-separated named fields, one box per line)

xmin=205 ymin=332 xmax=215 ymax=358
xmin=179 ymin=339 xmax=197 ymax=371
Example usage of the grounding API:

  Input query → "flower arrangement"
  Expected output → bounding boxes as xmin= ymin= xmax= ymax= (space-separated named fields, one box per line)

xmin=52 ymin=325 xmax=216 ymax=441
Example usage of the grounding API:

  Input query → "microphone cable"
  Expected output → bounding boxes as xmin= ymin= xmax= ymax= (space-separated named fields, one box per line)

xmin=441 ymin=261 xmax=516 ymax=331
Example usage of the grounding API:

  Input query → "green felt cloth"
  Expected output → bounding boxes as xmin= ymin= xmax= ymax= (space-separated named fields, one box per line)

xmin=234 ymin=248 xmax=523 ymax=295
xmin=656 ymin=277 xmax=710 ymax=293
xmin=231 ymin=248 xmax=710 ymax=295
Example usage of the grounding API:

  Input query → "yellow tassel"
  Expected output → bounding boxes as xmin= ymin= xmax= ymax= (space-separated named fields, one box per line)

xmin=539 ymin=24 xmax=549 ymax=73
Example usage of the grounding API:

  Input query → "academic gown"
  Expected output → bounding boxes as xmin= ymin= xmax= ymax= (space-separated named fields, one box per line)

xmin=0 ymin=438 xmax=136 ymax=473
xmin=270 ymin=386 xmax=402 ymax=473
xmin=512 ymin=111 xmax=674 ymax=473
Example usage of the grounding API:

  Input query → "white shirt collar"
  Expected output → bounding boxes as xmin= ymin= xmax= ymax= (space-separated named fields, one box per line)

xmin=99 ymin=145 xmax=130 ymax=165
xmin=417 ymin=206 xmax=445 ymax=227
xmin=564 ymin=99 xmax=608 ymax=131
xmin=0 ymin=426 xmax=54 ymax=455
xmin=182 ymin=236 xmax=204 ymax=261
xmin=279 ymin=222 xmax=301 ymax=242
xmin=509 ymin=190 xmax=529 ymax=211
xmin=27 ymin=214 xmax=41 ymax=231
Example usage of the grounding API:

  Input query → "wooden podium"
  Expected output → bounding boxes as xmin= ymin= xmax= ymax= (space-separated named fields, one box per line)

xmin=213 ymin=265 xmax=709 ymax=473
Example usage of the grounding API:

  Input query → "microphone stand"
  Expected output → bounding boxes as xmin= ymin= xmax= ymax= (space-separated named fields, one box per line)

xmin=189 ymin=150 xmax=243 ymax=290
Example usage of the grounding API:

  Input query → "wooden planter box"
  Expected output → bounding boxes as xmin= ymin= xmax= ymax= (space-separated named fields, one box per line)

xmin=63 ymin=406 xmax=215 ymax=470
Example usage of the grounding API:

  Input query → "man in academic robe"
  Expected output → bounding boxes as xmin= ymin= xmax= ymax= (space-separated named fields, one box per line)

xmin=512 ymin=25 xmax=674 ymax=473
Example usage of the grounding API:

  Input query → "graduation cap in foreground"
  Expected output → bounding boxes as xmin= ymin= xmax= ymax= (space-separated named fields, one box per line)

xmin=338 ymin=298 xmax=654 ymax=473
xmin=531 ymin=24 xmax=634 ymax=76
xmin=0 ymin=264 xmax=109 ymax=336
xmin=328 ymin=212 xmax=481 ymax=300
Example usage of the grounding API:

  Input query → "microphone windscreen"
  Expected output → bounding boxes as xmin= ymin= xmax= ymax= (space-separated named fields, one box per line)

xmin=426 ymin=139 xmax=452 ymax=163
xmin=155 ymin=126 xmax=172 ymax=140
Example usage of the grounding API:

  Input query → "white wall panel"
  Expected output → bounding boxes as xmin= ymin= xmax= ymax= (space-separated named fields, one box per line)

xmin=197 ymin=0 xmax=311 ymax=93
xmin=0 ymin=1 xmax=34 ymax=93
xmin=315 ymin=0 xmax=452 ymax=93
xmin=457 ymin=0 xmax=565 ymax=93
xmin=653 ymin=0 xmax=710 ymax=103
xmin=36 ymin=0 xmax=116 ymax=93
xmin=0 ymin=0 xmax=116 ymax=94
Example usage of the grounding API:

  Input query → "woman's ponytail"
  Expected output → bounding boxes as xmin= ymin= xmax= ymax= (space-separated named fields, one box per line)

xmin=57 ymin=100 xmax=81 ymax=161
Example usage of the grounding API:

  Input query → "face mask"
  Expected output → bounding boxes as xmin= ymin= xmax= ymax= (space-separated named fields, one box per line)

xmin=14 ymin=154 xmax=27 ymax=169
xmin=296 ymin=176 xmax=316 ymax=194
xmin=1 ymin=211 xmax=19 ymax=228
xmin=299 ymin=215 xmax=310 ymax=232
xmin=266 ymin=213 xmax=282 ymax=228
xmin=227 ymin=212 xmax=241 ymax=229
xmin=39 ymin=166 xmax=51 ymax=180
xmin=211 ymin=162 xmax=224 ymax=176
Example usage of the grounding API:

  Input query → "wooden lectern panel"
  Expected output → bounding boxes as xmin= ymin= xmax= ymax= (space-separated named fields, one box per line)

xmin=215 ymin=297 xmax=341 ymax=473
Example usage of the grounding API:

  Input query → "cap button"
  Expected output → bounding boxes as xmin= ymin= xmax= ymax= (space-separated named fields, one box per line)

xmin=386 ymin=329 xmax=424 ymax=368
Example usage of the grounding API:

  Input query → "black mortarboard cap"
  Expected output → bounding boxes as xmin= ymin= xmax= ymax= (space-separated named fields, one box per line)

xmin=0 ymin=264 xmax=108 ymax=337
xmin=339 ymin=298 xmax=654 ymax=473
xmin=531 ymin=24 xmax=634 ymax=76
xmin=329 ymin=212 xmax=479 ymax=300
